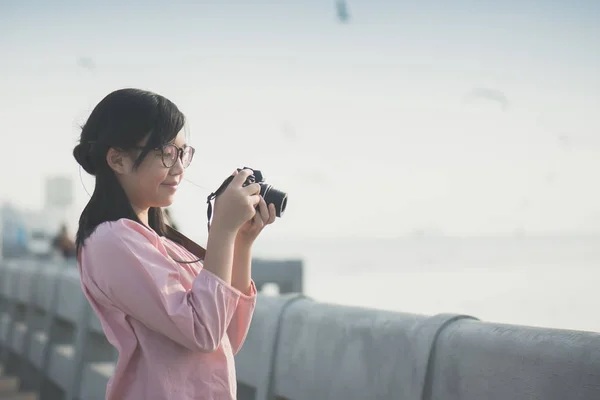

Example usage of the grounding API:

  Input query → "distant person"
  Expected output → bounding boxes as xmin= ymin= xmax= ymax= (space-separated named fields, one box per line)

xmin=52 ymin=223 xmax=76 ymax=258
xmin=73 ymin=88 xmax=277 ymax=400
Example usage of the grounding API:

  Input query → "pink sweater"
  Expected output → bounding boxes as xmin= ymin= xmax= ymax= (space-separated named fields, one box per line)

xmin=78 ymin=219 xmax=257 ymax=399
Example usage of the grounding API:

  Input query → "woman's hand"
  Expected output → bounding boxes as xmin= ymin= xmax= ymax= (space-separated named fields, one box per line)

xmin=211 ymin=169 xmax=261 ymax=234
xmin=236 ymin=197 xmax=276 ymax=245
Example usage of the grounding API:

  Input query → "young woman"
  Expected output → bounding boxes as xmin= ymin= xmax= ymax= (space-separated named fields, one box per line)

xmin=73 ymin=88 xmax=276 ymax=399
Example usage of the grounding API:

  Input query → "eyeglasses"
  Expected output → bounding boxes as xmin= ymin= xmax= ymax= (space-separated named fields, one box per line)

xmin=136 ymin=144 xmax=195 ymax=168
xmin=160 ymin=144 xmax=195 ymax=168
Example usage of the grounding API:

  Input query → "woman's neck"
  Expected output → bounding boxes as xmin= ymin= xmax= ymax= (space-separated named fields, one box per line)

xmin=134 ymin=206 xmax=150 ymax=227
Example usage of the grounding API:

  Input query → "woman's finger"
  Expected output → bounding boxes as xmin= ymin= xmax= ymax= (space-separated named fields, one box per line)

xmin=251 ymin=212 xmax=261 ymax=227
xmin=258 ymin=198 xmax=269 ymax=224
xmin=249 ymin=194 xmax=261 ymax=208
xmin=243 ymin=182 xmax=261 ymax=195
xmin=267 ymin=203 xmax=276 ymax=224
xmin=232 ymin=168 xmax=253 ymax=187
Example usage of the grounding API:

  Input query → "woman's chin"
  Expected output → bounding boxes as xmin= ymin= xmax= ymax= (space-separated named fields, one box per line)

xmin=155 ymin=195 xmax=176 ymax=208
xmin=156 ymin=185 xmax=178 ymax=206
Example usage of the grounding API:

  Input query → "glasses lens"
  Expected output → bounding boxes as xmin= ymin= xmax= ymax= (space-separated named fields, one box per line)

xmin=162 ymin=145 xmax=178 ymax=168
xmin=182 ymin=146 xmax=195 ymax=168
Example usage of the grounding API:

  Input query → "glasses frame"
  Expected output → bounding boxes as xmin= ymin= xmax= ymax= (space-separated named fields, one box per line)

xmin=134 ymin=144 xmax=195 ymax=168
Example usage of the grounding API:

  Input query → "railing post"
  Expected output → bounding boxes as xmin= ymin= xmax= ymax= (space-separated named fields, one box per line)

xmin=65 ymin=300 xmax=92 ymax=400
xmin=33 ymin=265 xmax=64 ymax=394
xmin=19 ymin=261 xmax=45 ymax=386
xmin=0 ymin=264 xmax=20 ymax=365
xmin=255 ymin=294 xmax=307 ymax=400
xmin=409 ymin=313 xmax=479 ymax=400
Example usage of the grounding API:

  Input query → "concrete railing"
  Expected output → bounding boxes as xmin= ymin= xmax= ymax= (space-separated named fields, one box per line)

xmin=1 ymin=258 xmax=600 ymax=400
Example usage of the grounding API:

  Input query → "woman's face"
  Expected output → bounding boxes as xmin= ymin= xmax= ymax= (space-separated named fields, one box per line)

xmin=110 ymin=131 xmax=191 ymax=214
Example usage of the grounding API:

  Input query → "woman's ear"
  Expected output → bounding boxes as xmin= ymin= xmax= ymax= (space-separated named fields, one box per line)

xmin=106 ymin=147 xmax=128 ymax=175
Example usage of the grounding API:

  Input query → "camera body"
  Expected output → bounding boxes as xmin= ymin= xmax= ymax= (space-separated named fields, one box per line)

xmin=237 ymin=167 xmax=287 ymax=218
xmin=206 ymin=167 xmax=288 ymax=232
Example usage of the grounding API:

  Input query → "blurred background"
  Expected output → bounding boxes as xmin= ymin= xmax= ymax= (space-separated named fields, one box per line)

xmin=1 ymin=1 xmax=599 ymax=331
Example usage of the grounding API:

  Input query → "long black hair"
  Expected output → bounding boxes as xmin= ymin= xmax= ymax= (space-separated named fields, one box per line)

xmin=73 ymin=88 xmax=186 ymax=252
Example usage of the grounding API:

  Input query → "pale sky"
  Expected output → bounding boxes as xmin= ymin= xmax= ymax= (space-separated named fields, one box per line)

xmin=1 ymin=1 xmax=599 ymax=242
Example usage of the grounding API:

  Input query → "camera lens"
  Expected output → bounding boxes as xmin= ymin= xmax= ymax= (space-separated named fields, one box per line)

xmin=260 ymin=184 xmax=287 ymax=217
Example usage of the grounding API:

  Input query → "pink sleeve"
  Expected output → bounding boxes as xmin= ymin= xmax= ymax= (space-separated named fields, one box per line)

xmin=226 ymin=281 xmax=257 ymax=355
xmin=81 ymin=220 xmax=244 ymax=353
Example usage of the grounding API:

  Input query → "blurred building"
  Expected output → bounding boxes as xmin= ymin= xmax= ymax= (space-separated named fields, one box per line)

xmin=41 ymin=176 xmax=74 ymax=232
xmin=0 ymin=203 xmax=29 ymax=258
xmin=1 ymin=175 xmax=74 ymax=259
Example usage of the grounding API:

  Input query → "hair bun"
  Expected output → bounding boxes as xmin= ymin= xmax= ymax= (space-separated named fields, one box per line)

xmin=73 ymin=143 xmax=96 ymax=175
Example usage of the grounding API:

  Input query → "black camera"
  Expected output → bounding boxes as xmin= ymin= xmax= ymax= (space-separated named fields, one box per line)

xmin=206 ymin=167 xmax=288 ymax=230
xmin=237 ymin=167 xmax=288 ymax=218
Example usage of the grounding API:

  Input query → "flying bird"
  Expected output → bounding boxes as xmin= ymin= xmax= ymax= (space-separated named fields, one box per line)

xmin=464 ymin=88 xmax=509 ymax=111
xmin=77 ymin=56 xmax=96 ymax=71
xmin=336 ymin=0 xmax=350 ymax=23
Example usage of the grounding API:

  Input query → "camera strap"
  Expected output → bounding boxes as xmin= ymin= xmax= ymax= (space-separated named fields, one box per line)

xmin=205 ymin=174 xmax=236 ymax=232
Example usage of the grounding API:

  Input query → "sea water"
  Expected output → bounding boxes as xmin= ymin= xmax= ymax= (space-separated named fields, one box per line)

xmin=253 ymin=234 xmax=600 ymax=333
